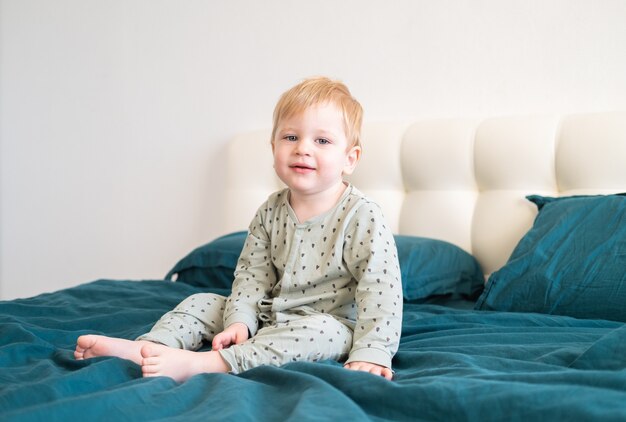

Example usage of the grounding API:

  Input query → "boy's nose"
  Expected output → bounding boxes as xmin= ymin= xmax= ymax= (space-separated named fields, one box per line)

xmin=294 ymin=139 xmax=312 ymax=155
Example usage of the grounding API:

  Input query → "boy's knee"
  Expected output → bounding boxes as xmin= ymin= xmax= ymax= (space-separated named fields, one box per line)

xmin=175 ymin=293 xmax=226 ymax=311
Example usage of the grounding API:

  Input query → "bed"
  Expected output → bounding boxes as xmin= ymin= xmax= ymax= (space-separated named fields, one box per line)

xmin=2 ymin=111 xmax=626 ymax=421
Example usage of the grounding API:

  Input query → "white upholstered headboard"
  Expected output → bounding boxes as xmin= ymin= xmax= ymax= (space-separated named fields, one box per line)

xmin=224 ymin=112 xmax=626 ymax=276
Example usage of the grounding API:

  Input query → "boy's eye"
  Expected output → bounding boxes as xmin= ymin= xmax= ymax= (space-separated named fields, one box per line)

xmin=285 ymin=135 xmax=297 ymax=142
xmin=316 ymin=138 xmax=330 ymax=145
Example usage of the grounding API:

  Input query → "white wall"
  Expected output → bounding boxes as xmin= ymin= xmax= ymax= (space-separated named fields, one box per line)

xmin=1 ymin=0 xmax=625 ymax=300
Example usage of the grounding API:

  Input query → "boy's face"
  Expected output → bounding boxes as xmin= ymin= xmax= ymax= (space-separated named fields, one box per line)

xmin=272 ymin=102 xmax=360 ymax=200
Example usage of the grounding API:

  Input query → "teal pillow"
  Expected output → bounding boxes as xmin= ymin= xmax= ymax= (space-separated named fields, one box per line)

xmin=394 ymin=235 xmax=484 ymax=303
xmin=165 ymin=231 xmax=247 ymax=289
xmin=475 ymin=194 xmax=626 ymax=322
xmin=167 ymin=232 xmax=485 ymax=302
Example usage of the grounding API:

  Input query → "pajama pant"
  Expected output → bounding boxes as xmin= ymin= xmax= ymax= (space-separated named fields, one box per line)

xmin=137 ymin=293 xmax=353 ymax=374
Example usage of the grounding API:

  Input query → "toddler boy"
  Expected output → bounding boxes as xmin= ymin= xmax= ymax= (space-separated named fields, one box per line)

xmin=75 ymin=76 xmax=403 ymax=381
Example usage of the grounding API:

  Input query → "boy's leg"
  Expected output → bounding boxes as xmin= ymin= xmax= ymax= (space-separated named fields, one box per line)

xmin=219 ymin=311 xmax=353 ymax=374
xmin=76 ymin=293 xmax=227 ymax=362
xmin=137 ymin=293 xmax=226 ymax=350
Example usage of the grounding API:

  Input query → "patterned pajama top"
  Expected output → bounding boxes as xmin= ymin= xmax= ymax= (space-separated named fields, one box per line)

xmin=223 ymin=184 xmax=403 ymax=368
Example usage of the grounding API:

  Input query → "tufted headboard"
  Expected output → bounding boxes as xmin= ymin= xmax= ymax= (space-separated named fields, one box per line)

xmin=224 ymin=112 xmax=626 ymax=276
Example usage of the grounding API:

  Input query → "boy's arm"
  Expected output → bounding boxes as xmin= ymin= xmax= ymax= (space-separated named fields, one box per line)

xmin=343 ymin=202 xmax=403 ymax=370
xmin=222 ymin=206 xmax=277 ymax=337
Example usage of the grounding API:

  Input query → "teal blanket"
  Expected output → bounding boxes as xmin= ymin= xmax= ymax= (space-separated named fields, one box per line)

xmin=2 ymin=280 xmax=626 ymax=421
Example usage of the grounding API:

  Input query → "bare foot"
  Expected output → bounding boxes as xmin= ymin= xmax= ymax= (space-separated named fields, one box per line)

xmin=140 ymin=343 xmax=230 ymax=382
xmin=75 ymin=334 xmax=150 ymax=365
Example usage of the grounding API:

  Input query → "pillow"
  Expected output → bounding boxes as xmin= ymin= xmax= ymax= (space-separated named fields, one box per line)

xmin=475 ymin=193 xmax=626 ymax=322
xmin=167 ymin=232 xmax=485 ymax=302
xmin=165 ymin=231 xmax=247 ymax=289
xmin=394 ymin=235 xmax=484 ymax=303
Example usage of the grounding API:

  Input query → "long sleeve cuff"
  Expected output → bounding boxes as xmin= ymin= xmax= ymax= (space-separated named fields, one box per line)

xmin=345 ymin=346 xmax=392 ymax=369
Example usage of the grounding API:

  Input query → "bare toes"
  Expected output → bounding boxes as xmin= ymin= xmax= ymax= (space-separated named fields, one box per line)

xmin=140 ymin=343 xmax=156 ymax=359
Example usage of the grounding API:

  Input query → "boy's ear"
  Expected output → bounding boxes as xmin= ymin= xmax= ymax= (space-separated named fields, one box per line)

xmin=342 ymin=145 xmax=361 ymax=175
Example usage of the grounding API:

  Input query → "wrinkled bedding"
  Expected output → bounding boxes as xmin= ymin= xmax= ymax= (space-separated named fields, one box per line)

xmin=2 ymin=279 xmax=626 ymax=421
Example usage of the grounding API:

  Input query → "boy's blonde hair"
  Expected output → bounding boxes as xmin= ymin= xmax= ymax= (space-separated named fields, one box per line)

xmin=271 ymin=77 xmax=363 ymax=149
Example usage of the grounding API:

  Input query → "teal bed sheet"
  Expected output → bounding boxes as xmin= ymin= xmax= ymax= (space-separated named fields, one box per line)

xmin=2 ymin=279 xmax=626 ymax=421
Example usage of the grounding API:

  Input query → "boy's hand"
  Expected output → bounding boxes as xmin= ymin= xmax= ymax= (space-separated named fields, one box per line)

xmin=344 ymin=361 xmax=393 ymax=380
xmin=212 ymin=322 xmax=249 ymax=351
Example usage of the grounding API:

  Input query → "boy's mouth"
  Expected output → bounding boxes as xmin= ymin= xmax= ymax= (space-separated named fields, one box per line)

xmin=290 ymin=163 xmax=315 ymax=171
